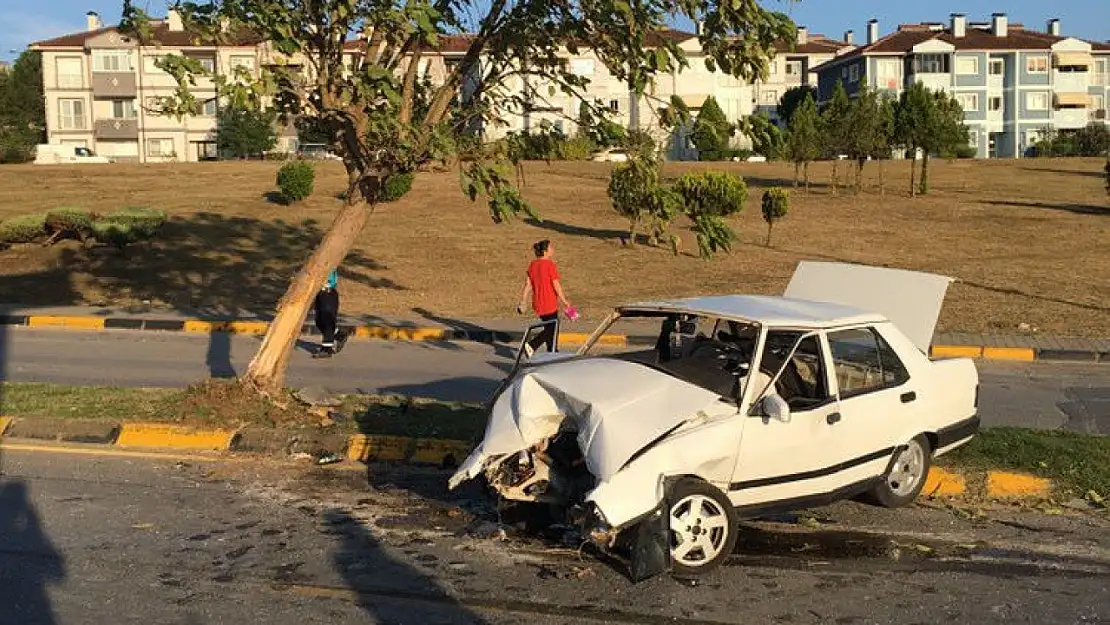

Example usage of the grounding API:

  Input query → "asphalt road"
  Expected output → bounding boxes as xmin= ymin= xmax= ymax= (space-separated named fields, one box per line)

xmin=0 ymin=327 xmax=1109 ymax=433
xmin=1 ymin=446 xmax=1108 ymax=625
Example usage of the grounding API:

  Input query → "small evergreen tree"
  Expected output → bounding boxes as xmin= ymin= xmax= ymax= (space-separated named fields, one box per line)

xmin=777 ymin=86 xmax=817 ymax=128
xmin=217 ymin=103 xmax=278 ymax=159
xmin=820 ymin=82 xmax=853 ymax=195
xmin=894 ymin=82 xmax=932 ymax=197
xmin=691 ymin=96 xmax=733 ymax=159
xmin=784 ymin=93 xmax=822 ymax=191
xmin=761 ymin=188 xmax=789 ymax=246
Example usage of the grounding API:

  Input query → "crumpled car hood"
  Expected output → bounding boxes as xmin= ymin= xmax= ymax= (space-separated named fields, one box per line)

xmin=449 ymin=357 xmax=721 ymax=489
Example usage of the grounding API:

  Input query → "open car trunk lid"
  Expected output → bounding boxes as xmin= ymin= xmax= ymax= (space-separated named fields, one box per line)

xmin=449 ymin=358 xmax=721 ymax=489
xmin=784 ymin=261 xmax=954 ymax=353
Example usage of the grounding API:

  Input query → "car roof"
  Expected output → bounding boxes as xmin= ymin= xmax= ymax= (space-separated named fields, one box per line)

xmin=618 ymin=295 xmax=887 ymax=329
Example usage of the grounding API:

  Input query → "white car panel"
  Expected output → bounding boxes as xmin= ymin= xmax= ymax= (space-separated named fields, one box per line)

xmin=785 ymin=261 xmax=954 ymax=354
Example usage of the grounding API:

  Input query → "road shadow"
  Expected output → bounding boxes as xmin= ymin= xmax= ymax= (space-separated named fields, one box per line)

xmin=205 ymin=331 xmax=236 ymax=378
xmin=0 ymin=479 xmax=68 ymax=625
xmin=524 ymin=217 xmax=652 ymax=245
xmin=0 ymin=212 xmax=402 ymax=318
xmin=324 ymin=507 xmax=492 ymax=623
xmin=373 ymin=376 xmax=499 ymax=404
xmin=986 ymin=199 xmax=1110 ymax=217
xmin=411 ymin=308 xmax=517 ymax=359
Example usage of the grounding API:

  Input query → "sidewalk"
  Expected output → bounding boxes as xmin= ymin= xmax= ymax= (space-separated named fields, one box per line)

xmin=0 ymin=304 xmax=1107 ymax=363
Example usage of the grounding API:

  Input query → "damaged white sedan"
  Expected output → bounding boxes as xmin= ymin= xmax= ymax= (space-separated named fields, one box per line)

xmin=449 ymin=262 xmax=980 ymax=579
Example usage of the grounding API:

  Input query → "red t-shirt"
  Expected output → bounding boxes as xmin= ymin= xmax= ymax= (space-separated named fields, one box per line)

xmin=527 ymin=258 xmax=560 ymax=316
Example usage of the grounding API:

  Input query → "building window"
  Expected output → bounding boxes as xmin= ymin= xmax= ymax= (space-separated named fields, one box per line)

xmin=989 ymin=58 xmax=1005 ymax=76
xmin=760 ymin=89 xmax=779 ymax=105
xmin=914 ymin=53 xmax=950 ymax=74
xmin=955 ymin=93 xmax=979 ymax=112
xmin=1026 ymin=56 xmax=1048 ymax=73
xmin=608 ymin=99 xmax=620 ymax=113
xmin=768 ymin=60 xmax=778 ymax=75
xmin=1095 ymin=59 xmax=1108 ymax=86
xmin=968 ymin=129 xmax=979 ymax=148
xmin=849 ymin=64 xmax=860 ymax=83
xmin=56 ymin=57 xmax=84 ymax=88
xmin=1026 ymin=91 xmax=1049 ymax=111
xmin=785 ymin=60 xmax=803 ymax=77
xmin=1091 ymin=95 xmax=1105 ymax=120
xmin=146 ymin=138 xmax=175 ymax=157
xmin=955 ymin=56 xmax=979 ymax=75
xmin=92 ymin=50 xmax=133 ymax=72
xmin=58 ymin=99 xmax=86 ymax=129
xmin=229 ymin=55 xmax=257 ymax=74
xmin=111 ymin=99 xmax=137 ymax=119
xmin=186 ymin=55 xmax=216 ymax=73
xmin=201 ymin=99 xmax=218 ymax=117
xmin=570 ymin=58 xmax=595 ymax=76
xmin=988 ymin=96 xmax=1003 ymax=112
xmin=875 ymin=59 xmax=900 ymax=89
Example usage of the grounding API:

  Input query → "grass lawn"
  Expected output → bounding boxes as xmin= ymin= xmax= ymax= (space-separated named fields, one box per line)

xmin=0 ymin=157 xmax=1107 ymax=336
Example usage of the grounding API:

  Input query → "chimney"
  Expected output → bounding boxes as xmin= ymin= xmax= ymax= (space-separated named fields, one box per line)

xmin=167 ymin=8 xmax=184 ymax=32
xmin=951 ymin=13 xmax=967 ymax=38
xmin=992 ymin=13 xmax=1008 ymax=38
xmin=86 ymin=11 xmax=102 ymax=32
xmin=867 ymin=19 xmax=879 ymax=45
xmin=1047 ymin=18 xmax=1060 ymax=37
xmin=797 ymin=26 xmax=808 ymax=46
xmin=843 ymin=30 xmax=854 ymax=45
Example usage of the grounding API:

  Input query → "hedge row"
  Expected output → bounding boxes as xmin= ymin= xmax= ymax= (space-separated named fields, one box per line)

xmin=0 ymin=207 xmax=167 ymax=249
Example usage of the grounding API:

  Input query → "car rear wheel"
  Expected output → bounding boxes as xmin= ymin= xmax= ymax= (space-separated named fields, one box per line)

xmin=666 ymin=479 xmax=738 ymax=577
xmin=867 ymin=435 xmax=932 ymax=508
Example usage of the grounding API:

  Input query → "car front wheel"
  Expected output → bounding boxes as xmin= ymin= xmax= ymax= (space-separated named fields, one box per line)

xmin=666 ymin=478 xmax=738 ymax=577
xmin=868 ymin=435 xmax=932 ymax=508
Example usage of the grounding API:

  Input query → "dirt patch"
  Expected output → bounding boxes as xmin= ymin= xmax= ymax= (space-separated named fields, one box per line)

xmin=1 ymin=158 xmax=1108 ymax=335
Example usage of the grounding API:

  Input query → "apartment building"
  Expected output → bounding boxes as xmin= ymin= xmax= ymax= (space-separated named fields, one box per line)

xmin=814 ymin=14 xmax=1110 ymax=159
xmin=30 ymin=10 xmax=295 ymax=162
xmin=752 ymin=27 xmax=856 ymax=123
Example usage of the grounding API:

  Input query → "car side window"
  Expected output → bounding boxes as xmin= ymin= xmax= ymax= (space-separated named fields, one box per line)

xmin=758 ymin=332 xmax=830 ymax=410
xmin=827 ymin=327 xmax=910 ymax=398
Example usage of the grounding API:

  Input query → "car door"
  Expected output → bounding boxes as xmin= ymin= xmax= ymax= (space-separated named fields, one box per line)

xmin=728 ymin=330 xmax=850 ymax=510
xmin=821 ymin=326 xmax=917 ymax=487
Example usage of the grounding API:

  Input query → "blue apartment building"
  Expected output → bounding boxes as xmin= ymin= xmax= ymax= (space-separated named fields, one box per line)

xmin=813 ymin=14 xmax=1110 ymax=158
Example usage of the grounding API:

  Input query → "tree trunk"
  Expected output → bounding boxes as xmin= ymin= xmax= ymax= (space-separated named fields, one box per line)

xmin=919 ymin=153 xmax=930 ymax=196
xmin=241 ymin=201 xmax=369 ymax=395
xmin=831 ymin=160 xmax=839 ymax=196
xmin=855 ymin=159 xmax=865 ymax=194
xmin=909 ymin=150 xmax=917 ymax=197
xmin=804 ymin=162 xmax=810 ymax=193
xmin=793 ymin=162 xmax=799 ymax=188
xmin=628 ymin=218 xmax=638 ymax=246
xmin=879 ymin=160 xmax=886 ymax=197
xmin=765 ymin=222 xmax=773 ymax=247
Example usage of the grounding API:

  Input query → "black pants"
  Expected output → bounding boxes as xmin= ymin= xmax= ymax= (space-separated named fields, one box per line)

xmin=314 ymin=288 xmax=339 ymax=346
xmin=528 ymin=313 xmax=560 ymax=353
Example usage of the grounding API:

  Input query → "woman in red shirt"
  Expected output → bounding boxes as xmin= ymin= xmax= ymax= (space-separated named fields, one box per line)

xmin=517 ymin=239 xmax=572 ymax=354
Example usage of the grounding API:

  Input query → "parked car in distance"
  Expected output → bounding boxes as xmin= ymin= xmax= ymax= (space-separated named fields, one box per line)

xmin=589 ymin=148 xmax=629 ymax=163
xmin=449 ymin=261 xmax=980 ymax=580
xmin=34 ymin=144 xmax=112 ymax=164
xmin=297 ymin=143 xmax=342 ymax=161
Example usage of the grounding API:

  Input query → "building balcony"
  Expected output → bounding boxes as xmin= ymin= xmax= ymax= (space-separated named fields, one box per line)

xmin=94 ymin=118 xmax=139 ymax=139
xmin=91 ymin=72 xmax=137 ymax=98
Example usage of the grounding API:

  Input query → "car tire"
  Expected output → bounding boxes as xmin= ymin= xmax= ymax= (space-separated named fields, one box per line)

xmin=665 ymin=478 xmax=738 ymax=577
xmin=867 ymin=435 xmax=932 ymax=508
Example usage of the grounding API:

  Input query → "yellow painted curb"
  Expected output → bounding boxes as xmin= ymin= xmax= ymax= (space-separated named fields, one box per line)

xmin=922 ymin=467 xmax=966 ymax=497
xmin=116 ymin=423 xmax=236 ymax=451
xmin=0 ymin=416 xmax=12 ymax=437
xmin=561 ymin=333 xmax=628 ymax=347
xmin=982 ymin=347 xmax=1036 ymax=361
xmin=184 ymin=320 xmax=270 ymax=334
xmin=27 ymin=316 xmax=106 ymax=330
xmin=393 ymin=328 xmax=449 ymax=342
xmin=931 ymin=345 xmax=983 ymax=359
xmin=346 ymin=434 xmax=471 ymax=465
xmin=986 ymin=471 xmax=1052 ymax=499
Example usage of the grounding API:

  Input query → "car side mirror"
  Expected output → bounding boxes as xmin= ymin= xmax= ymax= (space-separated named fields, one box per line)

xmin=755 ymin=394 xmax=791 ymax=423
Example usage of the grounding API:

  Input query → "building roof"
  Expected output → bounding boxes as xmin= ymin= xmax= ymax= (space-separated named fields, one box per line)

xmin=815 ymin=23 xmax=1110 ymax=72
xmin=619 ymin=295 xmax=885 ymax=329
xmin=32 ymin=21 xmax=265 ymax=49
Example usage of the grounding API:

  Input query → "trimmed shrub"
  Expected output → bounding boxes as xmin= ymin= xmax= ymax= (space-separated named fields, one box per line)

xmin=91 ymin=221 xmax=139 ymax=249
xmin=674 ymin=171 xmax=748 ymax=218
xmin=0 ymin=212 xmax=48 ymax=244
xmin=276 ymin=160 xmax=315 ymax=202
xmin=45 ymin=208 xmax=95 ymax=242
xmin=379 ymin=172 xmax=414 ymax=203
xmin=761 ymin=187 xmax=789 ymax=246
xmin=101 ymin=207 xmax=167 ymax=238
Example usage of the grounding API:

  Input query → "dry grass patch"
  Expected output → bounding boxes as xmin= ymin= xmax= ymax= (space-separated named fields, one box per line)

xmin=0 ymin=157 xmax=1107 ymax=336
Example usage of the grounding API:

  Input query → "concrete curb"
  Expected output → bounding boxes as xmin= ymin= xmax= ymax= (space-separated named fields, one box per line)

xmin=0 ymin=416 xmax=1058 ymax=502
xmin=2 ymin=313 xmax=1107 ymax=362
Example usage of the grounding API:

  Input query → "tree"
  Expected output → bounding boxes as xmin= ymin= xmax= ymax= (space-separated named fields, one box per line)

xmin=844 ymin=86 xmax=882 ymax=193
xmin=121 ymin=0 xmax=794 ymax=396
xmin=691 ymin=96 xmax=733 ymax=158
xmin=0 ymin=50 xmax=46 ymax=163
xmin=776 ymin=85 xmax=816 ymax=127
xmin=1105 ymin=156 xmax=1109 ymax=197
xmin=873 ymin=95 xmax=896 ymax=197
xmin=918 ymin=89 xmax=968 ymax=196
xmin=894 ymin=82 xmax=931 ymax=197
xmin=216 ymin=103 xmax=278 ymax=158
xmin=820 ymin=81 xmax=852 ymax=195
xmin=784 ymin=92 xmax=821 ymax=190
xmin=1074 ymin=123 xmax=1110 ymax=157
xmin=739 ymin=112 xmax=783 ymax=160
xmin=674 ymin=171 xmax=747 ymax=258
xmin=761 ymin=187 xmax=788 ymax=246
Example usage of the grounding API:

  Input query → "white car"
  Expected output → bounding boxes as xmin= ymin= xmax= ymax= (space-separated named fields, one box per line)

xmin=449 ymin=261 xmax=980 ymax=579
xmin=589 ymin=148 xmax=629 ymax=163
